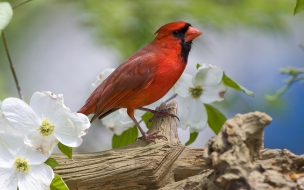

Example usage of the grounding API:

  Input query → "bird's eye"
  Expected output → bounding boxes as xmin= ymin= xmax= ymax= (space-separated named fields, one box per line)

xmin=173 ymin=30 xmax=179 ymax=35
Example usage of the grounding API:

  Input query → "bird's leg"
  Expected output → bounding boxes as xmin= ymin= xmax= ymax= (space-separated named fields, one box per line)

xmin=138 ymin=107 xmax=180 ymax=122
xmin=127 ymin=108 xmax=167 ymax=142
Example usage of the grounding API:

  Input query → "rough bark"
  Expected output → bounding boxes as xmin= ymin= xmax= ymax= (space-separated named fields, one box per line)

xmin=53 ymin=101 xmax=304 ymax=190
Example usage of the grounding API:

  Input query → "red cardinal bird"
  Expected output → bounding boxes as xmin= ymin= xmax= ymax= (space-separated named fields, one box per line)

xmin=78 ymin=21 xmax=202 ymax=141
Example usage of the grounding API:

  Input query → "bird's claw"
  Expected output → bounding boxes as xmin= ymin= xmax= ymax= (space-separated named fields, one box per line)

xmin=136 ymin=132 xmax=168 ymax=143
xmin=148 ymin=108 xmax=180 ymax=122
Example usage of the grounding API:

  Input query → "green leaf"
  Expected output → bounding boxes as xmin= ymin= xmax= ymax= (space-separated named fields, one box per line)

xmin=58 ymin=142 xmax=72 ymax=158
xmin=204 ymin=104 xmax=226 ymax=134
xmin=50 ymin=174 xmax=69 ymax=190
xmin=294 ymin=0 xmax=304 ymax=15
xmin=196 ymin=63 xmax=201 ymax=69
xmin=141 ymin=112 xmax=154 ymax=129
xmin=44 ymin=157 xmax=60 ymax=169
xmin=222 ymin=73 xmax=254 ymax=97
xmin=112 ymin=125 xmax=138 ymax=149
xmin=185 ymin=132 xmax=198 ymax=146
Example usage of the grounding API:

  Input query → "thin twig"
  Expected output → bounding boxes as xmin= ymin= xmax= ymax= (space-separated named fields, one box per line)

xmin=1 ymin=0 xmax=35 ymax=100
xmin=265 ymin=66 xmax=304 ymax=101
xmin=13 ymin=0 xmax=34 ymax=9
xmin=2 ymin=31 xmax=24 ymax=100
xmin=265 ymin=73 xmax=302 ymax=101
xmin=165 ymin=93 xmax=178 ymax=102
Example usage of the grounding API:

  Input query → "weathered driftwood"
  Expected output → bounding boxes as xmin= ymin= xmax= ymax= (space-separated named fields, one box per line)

xmin=53 ymin=101 xmax=205 ymax=190
xmin=160 ymin=112 xmax=304 ymax=190
xmin=53 ymin=102 xmax=304 ymax=190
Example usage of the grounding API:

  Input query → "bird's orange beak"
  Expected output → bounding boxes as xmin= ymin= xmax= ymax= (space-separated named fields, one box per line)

xmin=184 ymin=26 xmax=202 ymax=42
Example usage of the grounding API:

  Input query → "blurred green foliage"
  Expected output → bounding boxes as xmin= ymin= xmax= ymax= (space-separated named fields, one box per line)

xmin=185 ymin=132 xmax=198 ymax=146
xmin=75 ymin=0 xmax=294 ymax=60
xmin=294 ymin=0 xmax=304 ymax=15
xmin=112 ymin=125 xmax=138 ymax=148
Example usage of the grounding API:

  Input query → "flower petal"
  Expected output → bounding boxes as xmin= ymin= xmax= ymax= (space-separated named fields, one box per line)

xmin=111 ymin=121 xmax=134 ymax=136
xmin=18 ymin=164 xmax=54 ymax=190
xmin=102 ymin=109 xmax=135 ymax=135
xmin=91 ymin=68 xmax=115 ymax=92
xmin=30 ymin=91 xmax=70 ymax=122
xmin=24 ymin=131 xmax=58 ymax=155
xmin=177 ymin=97 xmax=208 ymax=132
xmin=1 ymin=98 xmax=39 ymax=135
xmin=200 ymin=81 xmax=227 ymax=103
xmin=193 ymin=65 xmax=223 ymax=87
xmin=24 ymin=145 xmax=49 ymax=165
xmin=0 ymin=168 xmax=18 ymax=190
xmin=0 ymin=2 xmax=13 ymax=30
xmin=68 ymin=112 xmax=90 ymax=137
xmin=0 ymin=105 xmax=19 ymax=134
xmin=0 ymin=132 xmax=24 ymax=167
xmin=197 ymin=63 xmax=208 ymax=69
xmin=102 ymin=111 xmax=119 ymax=133
xmin=174 ymin=73 xmax=192 ymax=98
xmin=53 ymin=113 xmax=90 ymax=147
xmin=119 ymin=109 xmax=134 ymax=124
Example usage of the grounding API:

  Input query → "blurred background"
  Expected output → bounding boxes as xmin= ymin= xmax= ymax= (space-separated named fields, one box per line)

xmin=0 ymin=0 xmax=303 ymax=154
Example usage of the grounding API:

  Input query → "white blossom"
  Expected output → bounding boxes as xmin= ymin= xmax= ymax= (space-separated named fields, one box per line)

xmin=90 ymin=68 xmax=115 ymax=92
xmin=1 ymin=91 xmax=91 ymax=155
xmin=174 ymin=64 xmax=227 ymax=132
xmin=0 ymin=132 xmax=53 ymax=190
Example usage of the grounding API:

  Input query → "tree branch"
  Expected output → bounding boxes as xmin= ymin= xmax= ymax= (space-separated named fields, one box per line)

xmin=13 ymin=0 xmax=34 ymax=9
xmin=53 ymin=103 xmax=303 ymax=190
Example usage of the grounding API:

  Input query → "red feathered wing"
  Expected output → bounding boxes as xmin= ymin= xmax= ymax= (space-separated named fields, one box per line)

xmin=78 ymin=50 xmax=158 ymax=122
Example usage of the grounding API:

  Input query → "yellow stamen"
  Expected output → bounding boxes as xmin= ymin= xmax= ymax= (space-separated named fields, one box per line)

xmin=189 ymin=86 xmax=203 ymax=99
xmin=37 ymin=119 xmax=55 ymax=136
xmin=14 ymin=157 xmax=30 ymax=172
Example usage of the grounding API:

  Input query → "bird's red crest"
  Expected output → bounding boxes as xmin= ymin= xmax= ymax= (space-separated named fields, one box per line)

xmin=154 ymin=21 xmax=189 ymax=35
